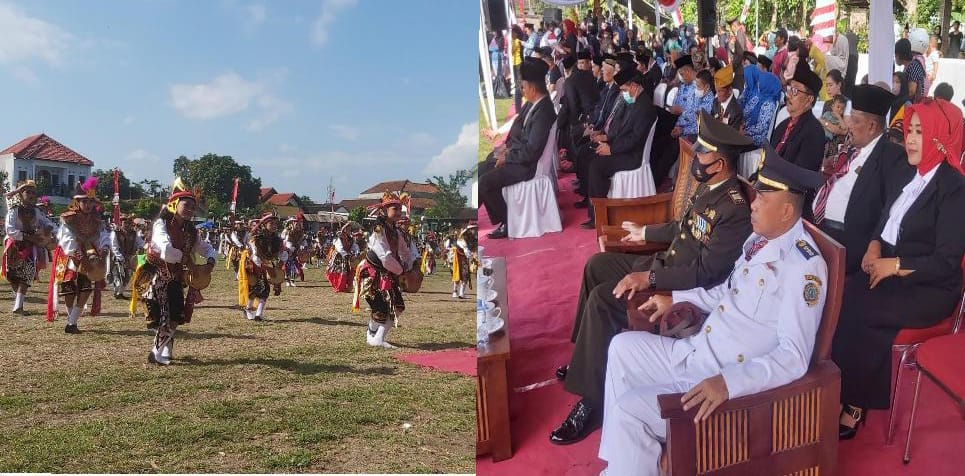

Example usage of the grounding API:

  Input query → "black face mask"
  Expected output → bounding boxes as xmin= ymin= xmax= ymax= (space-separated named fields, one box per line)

xmin=691 ymin=156 xmax=722 ymax=182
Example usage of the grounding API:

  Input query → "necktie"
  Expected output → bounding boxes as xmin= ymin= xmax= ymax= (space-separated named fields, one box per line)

xmin=775 ymin=116 xmax=800 ymax=154
xmin=745 ymin=238 xmax=768 ymax=261
xmin=812 ymin=146 xmax=859 ymax=224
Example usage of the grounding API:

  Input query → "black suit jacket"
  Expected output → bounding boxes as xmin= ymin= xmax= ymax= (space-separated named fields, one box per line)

xmin=557 ymin=70 xmax=600 ymax=127
xmin=834 ymin=137 xmax=912 ymax=274
xmin=592 ymin=83 xmax=620 ymax=130
xmin=770 ymin=111 xmax=826 ymax=172
xmin=874 ymin=162 xmax=965 ymax=296
xmin=642 ymin=65 xmax=662 ymax=100
xmin=711 ymin=96 xmax=744 ymax=132
xmin=504 ymin=96 xmax=557 ymax=180
xmin=605 ymin=96 xmax=658 ymax=160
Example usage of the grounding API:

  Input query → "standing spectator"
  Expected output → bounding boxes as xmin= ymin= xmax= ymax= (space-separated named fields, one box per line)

xmin=771 ymin=29 xmax=789 ymax=77
xmin=511 ymin=25 xmax=525 ymax=112
xmin=947 ymin=21 xmax=963 ymax=59
xmin=925 ymin=35 xmax=941 ymax=85
xmin=522 ymin=23 xmax=538 ymax=57
xmin=895 ymin=38 xmax=926 ymax=103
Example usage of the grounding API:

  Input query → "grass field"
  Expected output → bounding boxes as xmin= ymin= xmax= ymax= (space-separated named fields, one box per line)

xmin=0 ymin=259 xmax=474 ymax=473
xmin=478 ymin=97 xmax=513 ymax=163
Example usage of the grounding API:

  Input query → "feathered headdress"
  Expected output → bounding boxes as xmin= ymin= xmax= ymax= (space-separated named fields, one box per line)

xmin=72 ymin=176 xmax=99 ymax=200
xmin=166 ymin=177 xmax=202 ymax=213
xmin=367 ymin=191 xmax=409 ymax=214
xmin=252 ymin=210 xmax=279 ymax=232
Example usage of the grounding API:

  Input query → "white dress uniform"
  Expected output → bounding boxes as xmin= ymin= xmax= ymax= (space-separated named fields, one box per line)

xmin=599 ymin=218 xmax=827 ymax=476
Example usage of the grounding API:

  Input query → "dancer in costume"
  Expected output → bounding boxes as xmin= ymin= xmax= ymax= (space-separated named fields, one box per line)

xmin=3 ymin=181 xmax=57 ymax=314
xmin=108 ymin=214 xmax=143 ymax=299
xmin=326 ymin=223 xmax=359 ymax=292
xmin=281 ymin=213 xmax=307 ymax=286
xmin=48 ymin=178 xmax=110 ymax=333
xmin=420 ymin=231 xmax=437 ymax=276
xmin=130 ymin=179 xmax=217 ymax=365
xmin=352 ymin=192 xmax=420 ymax=348
xmin=238 ymin=213 xmax=286 ymax=321
xmin=450 ymin=224 xmax=477 ymax=298
xmin=226 ymin=220 xmax=247 ymax=280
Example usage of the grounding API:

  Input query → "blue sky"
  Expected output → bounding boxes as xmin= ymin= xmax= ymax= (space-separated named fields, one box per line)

xmin=0 ymin=0 xmax=477 ymax=202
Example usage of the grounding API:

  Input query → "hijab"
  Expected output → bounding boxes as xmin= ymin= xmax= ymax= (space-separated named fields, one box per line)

xmin=903 ymin=99 xmax=964 ymax=176
xmin=891 ymin=72 xmax=910 ymax=119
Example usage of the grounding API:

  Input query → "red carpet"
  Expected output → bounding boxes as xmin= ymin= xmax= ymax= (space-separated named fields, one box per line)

xmin=396 ymin=348 xmax=476 ymax=377
xmin=476 ymin=172 xmax=964 ymax=475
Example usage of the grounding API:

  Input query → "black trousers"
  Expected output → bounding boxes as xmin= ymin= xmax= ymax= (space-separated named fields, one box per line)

xmin=831 ymin=270 xmax=958 ymax=409
xmin=478 ymin=154 xmax=533 ymax=227
xmin=565 ymin=252 xmax=653 ymax=408
xmin=573 ymin=141 xmax=597 ymax=197
xmin=586 ymin=153 xmax=642 ymax=219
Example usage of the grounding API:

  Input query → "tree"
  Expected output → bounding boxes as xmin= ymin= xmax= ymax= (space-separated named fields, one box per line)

xmin=172 ymin=153 xmax=263 ymax=212
xmin=130 ymin=198 xmax=161 ymax=219
xmin=424 ymin=169 xmax=473 ymax=219
xmin=348 ymin=206 xmax=367 ymax=225
xmin=299 ymin=194 xmax=317 ymax=206
xmin=92 ymin=169 xmax=142 ymax=202
xmin=138 ymin=179 xmax=166 ymax=199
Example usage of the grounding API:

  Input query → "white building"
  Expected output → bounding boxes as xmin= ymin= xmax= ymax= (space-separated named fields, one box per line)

xmin=0 ymin=134 xmax=94 ymax=205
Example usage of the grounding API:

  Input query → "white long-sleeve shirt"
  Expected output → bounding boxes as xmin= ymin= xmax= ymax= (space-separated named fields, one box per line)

xmin=57 ymin=215 xmax=111 ymax=271
xmin=150 ymin=218 xmax=217 ymax=264
xmin=5 ymin=205 xmax=57 ymax=242
xmin=248 ymin=236 xmax=288 ymax=268
xmin=368 ymin=227 xmax=419 ymax=276
xmin=333 ymin=237 xmax=359 ymax=257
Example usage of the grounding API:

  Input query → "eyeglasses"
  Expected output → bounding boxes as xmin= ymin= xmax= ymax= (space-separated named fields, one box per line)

xmin=785 ymin=84 xmax=812 ymax=98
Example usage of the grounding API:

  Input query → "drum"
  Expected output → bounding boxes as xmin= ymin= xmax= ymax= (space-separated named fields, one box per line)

xmin=399 ymin=268 xmax=424 ymax=293
xmin=266 ymin=266 xmax=286 ymax=285
xmin=186 ymin=263 xmax=212 ymax=290
xmin=79 ymin=255 xmax=108 ymax=282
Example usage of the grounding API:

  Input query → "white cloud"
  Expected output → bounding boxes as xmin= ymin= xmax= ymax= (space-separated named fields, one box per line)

xmin=311 ymin=0 xmax=357 ymax=46
xmin=0 ymin=2 xmax=73 ymax=75
xmin=406 ymin=132 xmax=436 ymax=148
xmin=169 ymin=72 xmax=292 ymax=131
xmin=126 ymin=148 xmax=159 ymax=163
xmin=329 ymin=124 xmax=361 ymax=141
xmin=423 ymin=122 xmax=478 ymax=176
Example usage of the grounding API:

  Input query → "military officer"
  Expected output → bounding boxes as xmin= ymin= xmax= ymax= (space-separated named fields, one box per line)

xmin=550 ymin=111 xmax=755 ymax=445
xmin=597 ymin=145 xmax=827 ymax=476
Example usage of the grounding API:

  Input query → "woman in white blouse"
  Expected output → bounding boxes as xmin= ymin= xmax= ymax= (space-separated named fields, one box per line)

xmin=831 ymin=99 xmax=965 ymax=439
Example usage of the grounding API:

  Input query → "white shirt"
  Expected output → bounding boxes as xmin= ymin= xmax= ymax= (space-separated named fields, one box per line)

xmin=881 ymin=166 xmax=940 ymax=246
xmin=822 ymin=134 xmax=882 ymax=222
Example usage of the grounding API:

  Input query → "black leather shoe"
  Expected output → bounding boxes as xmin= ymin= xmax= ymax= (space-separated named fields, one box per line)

xmin=487 ymin=226 xmax=508 ymax=239
xmin=550 ymin=399 xmax=600 ymax=445
xmin=580 ymin=220 xmax=595 ymax=229
xmin=838 ymin=405 xmax=865 ymax=440
xmin=64 ymin=324 xmax=81 ymax=334
xmin=556 ymin=365 xmax=568 ymax=381
xmin=574 ymin=200 xmax=589 ymax=209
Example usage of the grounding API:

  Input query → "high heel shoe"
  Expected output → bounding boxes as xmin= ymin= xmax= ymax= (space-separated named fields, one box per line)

xmin=838 ymin=404 xmax=866 ymax=440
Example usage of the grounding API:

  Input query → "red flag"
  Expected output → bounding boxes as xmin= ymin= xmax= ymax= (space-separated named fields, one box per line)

xmin=230 ymin=177 xmax=239 ymax=214
xmin=112 ymin=168 xmax=120 ymax=227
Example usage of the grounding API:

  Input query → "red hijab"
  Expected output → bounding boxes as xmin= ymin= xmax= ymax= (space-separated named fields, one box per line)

xmin=903 ymin=98 xmax=964 ymax=176
xmin=563 ymin=19 xmax=576 ymax=37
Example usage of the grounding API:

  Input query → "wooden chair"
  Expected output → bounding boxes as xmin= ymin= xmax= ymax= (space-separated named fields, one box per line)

xmin=656 ymin=221 xmax=844 ymax=475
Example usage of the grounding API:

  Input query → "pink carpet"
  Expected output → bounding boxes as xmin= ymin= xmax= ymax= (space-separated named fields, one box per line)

xmin=476 ymin=172 xmax=965 ymax=476
xmin=396 ymin=349 xmax=476 ymax=377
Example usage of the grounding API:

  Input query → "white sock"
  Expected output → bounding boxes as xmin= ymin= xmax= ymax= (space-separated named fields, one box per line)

xmin=255 ymin=301 xmax=265 ymax=317
xmin=247 ymin=298 xmax=254 ymax=310
xmin=12 ymin=292 xmax=23 ymax=310
xmin=67 ymin=307 xmax=81 ymax=326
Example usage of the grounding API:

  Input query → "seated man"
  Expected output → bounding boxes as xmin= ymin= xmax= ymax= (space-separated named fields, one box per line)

xmin=550 ymin=112 xmax=754 ymax=445
xmin=711 ymin=65 xmax=744 ymax=132
xmin=598 ymin=146 xmax=827 ymax=475
xmin=770 ymin=60 xmax=826 ymax=173
xmin=478 ymin=57 xmax=557 ymax=239
xmin=580 ymin=67 xmax=658 ymax=228
xmin=651 ymin=54 xmax=714 ymax=186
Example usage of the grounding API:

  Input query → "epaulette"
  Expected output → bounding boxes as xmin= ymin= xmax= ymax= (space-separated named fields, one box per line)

xmin=796 ymin=239 xmax=818 ymax=260
xmin=727 ymin=188 xmax=746 ymax=205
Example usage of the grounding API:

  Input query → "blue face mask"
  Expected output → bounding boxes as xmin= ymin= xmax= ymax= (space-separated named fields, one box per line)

xmin=622 ymin=90 xmax=635 ymax=104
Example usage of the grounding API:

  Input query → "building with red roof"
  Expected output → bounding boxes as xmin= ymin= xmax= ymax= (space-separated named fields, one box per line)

xmin=0 ymin=134 xmax=95 ymax=204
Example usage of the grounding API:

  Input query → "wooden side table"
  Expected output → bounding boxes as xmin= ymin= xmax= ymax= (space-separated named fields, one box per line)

xmin=476 ymin=257 xmax=512 ymax=461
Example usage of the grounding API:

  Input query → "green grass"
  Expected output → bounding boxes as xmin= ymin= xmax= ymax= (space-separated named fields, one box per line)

xmin=0 ymin=261 xmax=474 ymax=473
xmin=478 ymin=97 xmax=513 ymax=163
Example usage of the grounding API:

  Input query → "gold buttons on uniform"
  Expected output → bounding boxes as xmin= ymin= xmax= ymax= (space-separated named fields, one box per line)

xmin=743 ymin=268 xmax=749 ymax=276
xmin=670 ymin=250 xmax=676 ymax=256
xmin=758 ymin=279 xmax=765 ymax=287
xmin=705 ymin=325 xmax=712 ymax=334
xmin=718 ymin=305 xmax=725 ymax=313
xmin=732 ymin=288 xmax=739 ymax=295
xmin=737 ymin=354 xmax=745 ymax=363
xmin=680 ymin=233 xmax=686 ymax=240
xmin=688 ymin=219 xmax=693 ymax=225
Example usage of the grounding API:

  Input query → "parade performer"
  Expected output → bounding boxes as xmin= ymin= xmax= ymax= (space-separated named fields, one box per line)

xmin=108 ymin=214 xmax=143 ymax=299
xmin=47 ymin=178 xmax=110 ymax=333
xmin=420 ymin=231 xmax=437 ymax=276
xmin=327 ymin=223 xmax=359 ymax=292
xmin=130 ymin=179 xmax=216 ymax=365
xmin=281 ymin=213 xmax=307 ymax=286
xmin=450 ymin=224 xmax=477 ymax=299
xmin=225 ymin=220 xmax=247 ymax=280
xmin=238 ymin=213 xmax=287 ymax=321
xmin=3 ymin=181 xmax=57 ymax=314
xmin=352 ymin=192 xmax=419 ymax=348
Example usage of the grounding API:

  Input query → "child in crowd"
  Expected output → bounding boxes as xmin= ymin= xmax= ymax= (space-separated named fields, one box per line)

xmin=820 ymin=94 xmax=850 ymax=171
